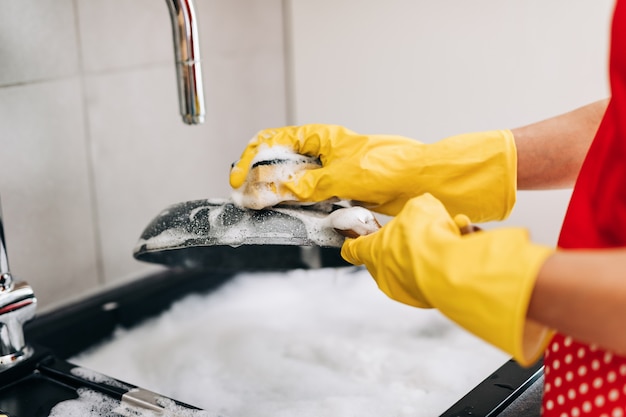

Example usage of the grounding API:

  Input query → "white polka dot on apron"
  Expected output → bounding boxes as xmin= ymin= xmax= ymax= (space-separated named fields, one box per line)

xmin=594 ymin=360 xmax=602 ymax=371
xmin=580 ymin=382 xmax=589 ymax=395
xmin=542 ymin=334 xmax=626 ymax=416
xmin=595 ymin=377 xmax=605 ymax=389
xmin=568 ymin=389 xmax=577 ymax=400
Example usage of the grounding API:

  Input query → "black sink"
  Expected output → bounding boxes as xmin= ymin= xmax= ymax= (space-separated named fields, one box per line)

xmin=0 ymin=371 xmax=77 ymax=416
xmin=0 ymin=348 xmax=76 ymax=417
xmin=2 ymin=268 xmax=232 ymax=417
xmin=0 ymin=344 xmax=204 ymax=416
xmin=1 ymin=268 xmax=542 ymax=417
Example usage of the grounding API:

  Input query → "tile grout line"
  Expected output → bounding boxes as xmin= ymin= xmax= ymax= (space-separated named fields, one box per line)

xmin=0 ymin=62 xmax=172 ymax=90
xmin=281 ymin=0 xmax=296 ymax=125
xmin=72 ymin=0 xmax=106 ymax=287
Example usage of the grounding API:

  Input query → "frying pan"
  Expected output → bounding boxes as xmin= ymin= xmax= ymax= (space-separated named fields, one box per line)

xmin=133 ymin=199 xmax=351 ymax=270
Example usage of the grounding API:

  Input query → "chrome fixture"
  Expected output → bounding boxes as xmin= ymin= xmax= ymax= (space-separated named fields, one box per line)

xmin=0 ymin=198 xmax=37 ymax=369
xmin=166 ymin=0 xmax=206 ymax=125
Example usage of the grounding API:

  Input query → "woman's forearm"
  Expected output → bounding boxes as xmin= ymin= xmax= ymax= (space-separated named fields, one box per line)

xmin=527 ymin=248 xmax=626 ymax=355
xmin=512 ymin=99 xmax=609 ymax=190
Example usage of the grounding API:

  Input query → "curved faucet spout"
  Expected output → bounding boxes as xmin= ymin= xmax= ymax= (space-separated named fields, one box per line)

xmin=166 ymin=0 xmax=206 ymax=125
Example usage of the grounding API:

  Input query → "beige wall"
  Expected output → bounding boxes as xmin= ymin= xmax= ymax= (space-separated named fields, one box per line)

xmin=0 ymin=0 xmax=287 ymax=309
xmin=287 ymin=0 xmax=614 ymax=244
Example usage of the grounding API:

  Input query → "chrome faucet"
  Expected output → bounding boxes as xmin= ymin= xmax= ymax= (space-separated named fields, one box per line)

xmin=166 ymin=0 xmax=206 ymax=125
xmin=0 ymin=198 xmax=37 ymax=369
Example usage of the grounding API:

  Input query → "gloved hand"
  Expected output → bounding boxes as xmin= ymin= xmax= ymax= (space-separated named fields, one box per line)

xmin=230 ymin=124 xmax=517 ymax=222
xmin=341 ymin=193 xmax=554 ymax=366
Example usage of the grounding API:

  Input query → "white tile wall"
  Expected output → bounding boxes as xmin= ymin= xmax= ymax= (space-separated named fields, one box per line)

xmin=76 ymin=0 xmax=172 ymax=72
xmin=0 ymin=0 xmax=79 ymax=86
xmin=0 ymin=79 xmax=99 ymax=306
xmin=0 ymin=0 xmax=287 ymax=309
xmin=287 ymin=0 xmax=614 ymax=246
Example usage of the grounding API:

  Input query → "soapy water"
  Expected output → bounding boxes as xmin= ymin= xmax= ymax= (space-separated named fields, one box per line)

xmin=49 ymin=387 xmax=217 ymax=417
xmin=52 ymin=267 xmax=508 ymax=417
xmin=49 ymin=389 xmax=123 ymax=417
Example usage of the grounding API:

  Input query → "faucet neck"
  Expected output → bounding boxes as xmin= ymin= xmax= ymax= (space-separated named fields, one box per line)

xmin=166 ymin=0 xmax=206 ymax=125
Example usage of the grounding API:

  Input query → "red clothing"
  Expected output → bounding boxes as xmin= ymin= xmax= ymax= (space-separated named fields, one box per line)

xmin=542 ymin=1 xmax=626 ymax=415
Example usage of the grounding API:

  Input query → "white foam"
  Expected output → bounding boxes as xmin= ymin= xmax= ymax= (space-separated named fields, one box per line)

xmin=68 ymin=267 xmax=508 ymax=417
xmin=48 ymin=388 xmax=121 ymax=417
xmin=231 ymin=145 xmax=319 ymax=210
xmin=134 ymin=228 xmax=196 ymax=252
xmin=271 ymin=206 xmax=345 ymax=247
xmin=325 ymin=206 xmax=381 ymax=236
xmin=247 ymin=144 xmax=311 ymax=165
xmin=49 ymin=387 xmax=220 ymax=417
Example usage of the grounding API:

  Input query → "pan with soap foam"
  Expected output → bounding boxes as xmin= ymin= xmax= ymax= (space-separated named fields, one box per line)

xmin=134 ymin=151 xmax=381 ymax=271
xmin=133 ymin=198 xmax=380 ymax=271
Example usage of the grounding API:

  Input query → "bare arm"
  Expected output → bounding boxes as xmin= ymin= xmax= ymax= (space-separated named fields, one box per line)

xmin=519 ymin=101 xmax=621 ymax=352
xmin=527 ymin=249 xmax=626 ymax=355
xmin=512 ymin=99 xmax=609 ymax=190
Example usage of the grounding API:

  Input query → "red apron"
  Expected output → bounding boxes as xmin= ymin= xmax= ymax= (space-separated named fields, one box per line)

xmin=542 ymin=1 xmax=626 ymax=415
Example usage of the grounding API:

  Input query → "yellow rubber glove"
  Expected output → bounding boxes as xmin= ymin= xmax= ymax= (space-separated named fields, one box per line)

xmin=230 ymin=124 xmax=517 ymax=222
xmin=341 ymin=193 xmax=555 ymax=366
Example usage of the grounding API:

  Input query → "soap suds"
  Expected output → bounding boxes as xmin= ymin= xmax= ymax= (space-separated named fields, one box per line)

xmin=48 ymin=389 xmax=122 ymax=417
xmin=231 ymin=145 xmax=321 ymax=210
xmin=134 ymin=227 xmax=196 ymax=252
xmin=49 ymin=388 xmax=220 ymax=417
xmin=65 ymin=267 xmax=507 ymax=417
xmin=136 ymin=199 xmax=347 ymax=251
xmin=325 ymin=206 xmax=381 ymax=237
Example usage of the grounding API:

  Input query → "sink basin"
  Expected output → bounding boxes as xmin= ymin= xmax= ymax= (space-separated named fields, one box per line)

xmin=0 ymin=345 xmax=202 ymax=416
xmin=9 ymin=267 xmax=543 ymax=416
xmin=0 ymin=351 xmax=76 ymax=417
